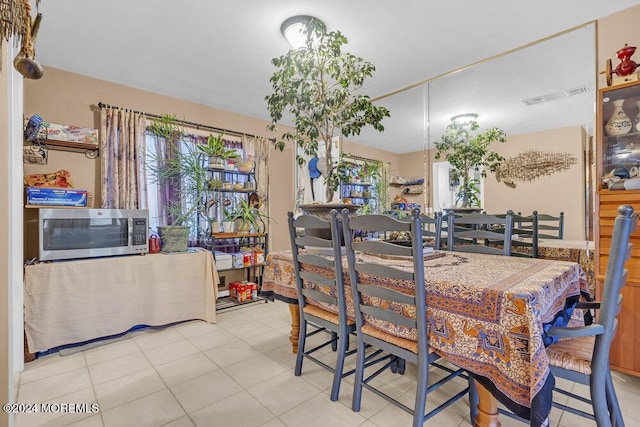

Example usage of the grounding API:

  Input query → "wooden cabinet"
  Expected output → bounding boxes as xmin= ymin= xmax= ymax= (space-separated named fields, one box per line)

xmin=596 ymin=81 xmax=640 ymax=376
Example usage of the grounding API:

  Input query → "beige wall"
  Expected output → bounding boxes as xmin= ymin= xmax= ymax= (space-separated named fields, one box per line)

xmin=396 ymin=125 xmax=587 ymax=241
xmin=484 ymin=125 xmax=586 ymax=240
xmin=23 ymin=68 xmax=411 ymax=253
xmin=1 ymin=42 xmax=10 ymax=427
xmin=597 ymin=5 xmax=640 ymax=90
xmin=24 ymin=67 xmax=297 ymax=252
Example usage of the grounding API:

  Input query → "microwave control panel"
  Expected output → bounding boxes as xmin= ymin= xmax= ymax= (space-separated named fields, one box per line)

xmin=132 ymin=219 xmax=148 ymax=246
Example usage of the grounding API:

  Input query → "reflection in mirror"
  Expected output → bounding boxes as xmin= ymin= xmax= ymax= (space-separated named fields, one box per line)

xmin=354 ymin=23 xmax=595 ymax=240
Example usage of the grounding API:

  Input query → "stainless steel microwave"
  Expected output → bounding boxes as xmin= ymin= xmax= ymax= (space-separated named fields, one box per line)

xmin=25 ymin=208 xmax=149 ymax=261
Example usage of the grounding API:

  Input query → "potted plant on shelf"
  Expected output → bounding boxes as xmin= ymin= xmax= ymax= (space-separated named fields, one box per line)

xmin=265 ymin=17 xmax=390 ymax=204
xmin=434 ymin=119 xmax=507 ymax=209
xmin=196 ymin=132 xmax=238 ymax=169
xmin=224 ymin=197 xmax=271 ymax=233
xmin=146 ymin=114 xmax=209 ymax=252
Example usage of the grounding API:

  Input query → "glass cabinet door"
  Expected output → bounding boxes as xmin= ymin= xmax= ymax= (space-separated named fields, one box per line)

xmin=599 ymin=81 xmax=640 ymax=189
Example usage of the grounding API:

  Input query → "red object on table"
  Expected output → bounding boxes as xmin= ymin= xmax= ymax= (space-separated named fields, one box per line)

xmin=148 ymin=235 xmax=161 ymax=253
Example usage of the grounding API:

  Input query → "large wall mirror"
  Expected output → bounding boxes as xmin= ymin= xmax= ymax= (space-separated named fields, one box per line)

xmin=354 ymin=23 xmax=596 ymax=240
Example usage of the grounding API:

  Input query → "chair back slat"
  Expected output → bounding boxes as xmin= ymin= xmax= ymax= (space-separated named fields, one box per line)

xmin=354 ymin=260 xmax=415 ymax=281
xmin=360 ymin=305 xmax=417 ymax=329
xmin=296 ymin=235 xmax=333 ymax=248
xmin=353 ymin=240 xmax=412 ymax=257
xmin=356 ymin=282 xmax=416 ymax=306
xmin=301 ymin=288 xmax=337 ymax=306
xmin=293 ymin=213 xmax=335 ymax=229
xmin=455 ymin=229 xmax=507 ymax=240
xmin=350 ymin=214 xmax=412 ymax=232
xmin=299 ymin=270 xmax=337 ymax=288
xmin=298 ymin=253 xmax=335 ymax=269
xmin=451 ymin=244 xmax=505 ymax=256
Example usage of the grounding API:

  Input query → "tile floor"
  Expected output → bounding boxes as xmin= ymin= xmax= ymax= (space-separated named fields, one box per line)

xmin=15 ymin=299 xmax=640 ymax=427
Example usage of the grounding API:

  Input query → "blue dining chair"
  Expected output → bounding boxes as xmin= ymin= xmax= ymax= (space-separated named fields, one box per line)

xmin=447 ymin=211 xmax=514 ymax=255
xmin=287 ymin=210 xmax=355 ymax=401
xmin=530 ymin=211 xmax=564 ymax=240
xmin=397 ymin=212 xmax=444 ymax=249
xmin=544 ymin=205 xmax=636 ymax=426
xmin=340 ymin=208 xmax=477 ymax=427
xmin=491 ymin=211 xmax=539 ymax=258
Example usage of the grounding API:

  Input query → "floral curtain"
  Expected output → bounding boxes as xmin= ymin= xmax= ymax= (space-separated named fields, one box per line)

xmin=100 ymin=108 xmax=146 ymax=209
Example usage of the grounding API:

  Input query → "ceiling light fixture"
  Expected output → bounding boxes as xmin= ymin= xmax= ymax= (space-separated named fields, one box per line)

xmin=451 ymin=113 xmax=478 ymax=124
xmin=280 ymin=15 xmax=325 ymax=49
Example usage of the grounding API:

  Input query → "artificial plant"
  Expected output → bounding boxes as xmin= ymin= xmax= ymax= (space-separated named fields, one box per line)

xmin=265 ymin=17 xmax=390 ymax=202
xmin=434 ymin=120 xmax=506 ymax=208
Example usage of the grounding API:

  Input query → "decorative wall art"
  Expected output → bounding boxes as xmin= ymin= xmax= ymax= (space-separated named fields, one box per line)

xmin=495 ymin=149 xmax=577 ymax=188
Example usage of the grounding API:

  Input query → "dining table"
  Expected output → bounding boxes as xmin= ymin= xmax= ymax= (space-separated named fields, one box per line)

xmin=518 ymin=238 xmax=595 ymax=294
xmin=261 ymin=249 xmax=590 ymax=427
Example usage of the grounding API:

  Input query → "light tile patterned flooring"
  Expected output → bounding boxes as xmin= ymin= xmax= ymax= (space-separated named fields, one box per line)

xmin=15 ymin=300 xmax=640 ymax=427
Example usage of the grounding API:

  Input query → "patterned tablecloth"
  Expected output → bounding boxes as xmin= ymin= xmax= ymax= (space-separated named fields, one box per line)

xmin=262 ymin=249 xmax=589 ymax=426
xmin=513 ymin=239 xmax=594 ymax=294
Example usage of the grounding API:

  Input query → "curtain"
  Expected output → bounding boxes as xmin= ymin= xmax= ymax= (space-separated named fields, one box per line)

xmin=243 ymin=135 xmax=270 ymax=227
xmin=100 ymin=108 xmax=146 ymax=209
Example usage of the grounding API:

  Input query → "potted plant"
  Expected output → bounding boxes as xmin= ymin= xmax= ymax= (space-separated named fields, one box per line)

xmin=196 ymin=132 xmax=238 ymax=169
xmin=224 ymin=197 xmax=271 ymax=233
xmin=434 ymin=120 xmax=506 ymax=209
xmin=146 ymin=114 xmax=209 ymax=251
xmin=266 ymin=17 xmax=390 ymax=203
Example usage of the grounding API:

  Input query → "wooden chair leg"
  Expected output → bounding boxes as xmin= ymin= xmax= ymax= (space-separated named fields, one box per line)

xmin=288 ymin=303 xmax=300 ymax=354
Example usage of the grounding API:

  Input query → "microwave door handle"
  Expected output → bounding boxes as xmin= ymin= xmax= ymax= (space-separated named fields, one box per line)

xmin=128 ymin=217 xmax=133 ymax=246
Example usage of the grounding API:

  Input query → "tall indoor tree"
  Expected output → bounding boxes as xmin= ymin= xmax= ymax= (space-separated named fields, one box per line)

xmin=266 ymin=17 xmax=390 ymax=202
xmin=434 ymin=120 xmax=506 ymax=208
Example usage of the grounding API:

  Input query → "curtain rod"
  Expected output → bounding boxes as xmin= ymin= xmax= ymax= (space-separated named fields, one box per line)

xmin=97 ymin=102 xmax=274 ymax=142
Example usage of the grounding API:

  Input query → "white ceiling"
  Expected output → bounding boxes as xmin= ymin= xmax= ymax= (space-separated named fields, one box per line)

xmin=33 ymin=0 xmax=640 ymax=153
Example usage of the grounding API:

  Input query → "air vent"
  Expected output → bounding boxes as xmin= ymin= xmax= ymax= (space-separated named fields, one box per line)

xmin=522 ymin=85 xmax=591 ymax=107
xmin=521 ymin=96 xmax=548 ymax=106
xmin=565 ymin=85 xmax=589 ymax=97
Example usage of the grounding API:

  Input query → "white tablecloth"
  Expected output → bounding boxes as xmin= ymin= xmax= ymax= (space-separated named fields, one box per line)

xmin=24 ymin=249 xmax=219 ymax=352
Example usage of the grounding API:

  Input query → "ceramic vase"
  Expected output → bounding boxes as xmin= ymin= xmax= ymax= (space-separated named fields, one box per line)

xmin=605 ymin=99 xmax=632 ymax=136
xmin=635 ymin=101 xmax=640 ymax=133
